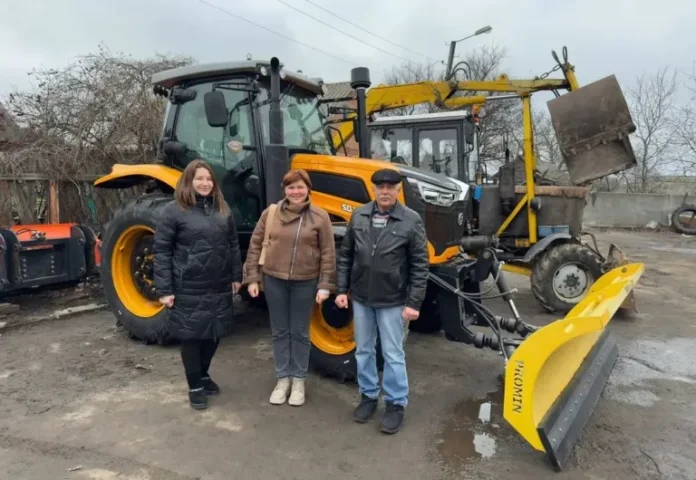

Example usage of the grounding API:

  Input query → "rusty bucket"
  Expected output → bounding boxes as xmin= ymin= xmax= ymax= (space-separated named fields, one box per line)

xmin=547 ymin=75 xmax=637 ymax=185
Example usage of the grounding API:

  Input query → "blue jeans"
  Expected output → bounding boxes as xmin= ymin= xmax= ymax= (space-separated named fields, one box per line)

xmin=352 ymin=300 xmax=409 ymax=407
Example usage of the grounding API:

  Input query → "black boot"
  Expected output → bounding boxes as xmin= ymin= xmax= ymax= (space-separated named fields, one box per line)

xmin=189 ymin=387 xmax=208 ymax=410
xmin=380 ymin=402 xmax=405 ymax=434
xmin=201 ymin=376 xmax=220 ymax=395
xmin=353 ymin=394 xmax=378 ymax=423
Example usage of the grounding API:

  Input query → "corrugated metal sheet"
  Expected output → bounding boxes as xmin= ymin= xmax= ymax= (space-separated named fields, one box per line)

xmin=321 ymin=81 xmax=355 ymax=101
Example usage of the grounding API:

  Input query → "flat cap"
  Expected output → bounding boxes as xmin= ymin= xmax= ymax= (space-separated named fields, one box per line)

xmin=371 ymin=168 xmax=402 ymax=185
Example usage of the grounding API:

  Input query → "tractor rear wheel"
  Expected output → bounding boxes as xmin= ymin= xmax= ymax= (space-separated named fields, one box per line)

xmin=100 ymin=193 xmax=174 ymax=344
xmin=530 ymin=242 xmax=604 ymax=315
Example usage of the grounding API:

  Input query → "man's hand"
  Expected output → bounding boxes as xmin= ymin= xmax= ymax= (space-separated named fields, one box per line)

xmin=247 ymin=282 xmax=260 ymax=298
xmin=159 ymin=295 xmax=175 ymax=308
xmin=402 ymin=306 xmax=419 ymax=322
xmin=232 ymin=282 xmax=241 ymax=294
xmin=335 ymin=294 xmax=349 ymax=309
xmin=316 ymin=289 xmax=329 ymax=304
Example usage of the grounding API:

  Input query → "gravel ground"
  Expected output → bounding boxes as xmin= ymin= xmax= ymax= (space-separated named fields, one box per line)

xmin=0 ymin=229 xmax=694 ymax=480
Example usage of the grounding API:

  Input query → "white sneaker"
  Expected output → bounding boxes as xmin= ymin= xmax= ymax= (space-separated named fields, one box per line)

xmin=288 ymin=378 xmax=305 ymax=406
xmin=269 ymin=377 xmax=291 ymax=405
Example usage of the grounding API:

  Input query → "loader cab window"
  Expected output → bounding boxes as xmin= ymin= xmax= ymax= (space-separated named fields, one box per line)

xmin=369 ymin=126 xmax=413 ymax=166
xmin=255 ymin=82 xmax=333 ymax=155
xmin=172 ymin=81 xmax=261 ymax=229
xmin=417 ymin=128 xmax=459 ymax=180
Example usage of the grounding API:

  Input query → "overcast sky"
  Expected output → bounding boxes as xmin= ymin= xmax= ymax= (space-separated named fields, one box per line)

xmin=2 ymin=0 xmax=694 ymax=105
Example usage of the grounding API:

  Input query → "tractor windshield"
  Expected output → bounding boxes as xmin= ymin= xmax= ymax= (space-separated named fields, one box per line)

xmin=256 ymin=80 xmax=334 ymax=155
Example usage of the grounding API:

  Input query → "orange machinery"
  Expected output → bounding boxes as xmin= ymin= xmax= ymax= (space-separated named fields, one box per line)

xmin=0 ymin=223 xmax=99 ymax=295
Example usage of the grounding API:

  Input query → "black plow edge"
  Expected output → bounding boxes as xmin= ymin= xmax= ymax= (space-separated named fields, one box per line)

xmin=536 ymin=329 xmax=619 ymax=471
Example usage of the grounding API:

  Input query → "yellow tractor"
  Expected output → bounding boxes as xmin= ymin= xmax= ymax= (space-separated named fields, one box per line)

xmin=324 ymin=47 xmax=639 ymax=316
xmin=94 ymin=55 xmax=644 ymax=470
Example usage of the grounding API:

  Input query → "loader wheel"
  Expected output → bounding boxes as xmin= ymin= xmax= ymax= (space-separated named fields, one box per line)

xmin=100 ymin=193 xmax=173 ymax=345
xmin=530 ymin=242 xmax=604 ymax=315
xmin=309 ymin=294 xmax=384 ymax=382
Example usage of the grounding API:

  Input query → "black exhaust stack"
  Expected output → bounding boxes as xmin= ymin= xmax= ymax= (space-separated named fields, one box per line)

xmin=264 ymin=57 xmax=289 ymax=206
xmin=350 ymin=67 xmax=371 ymax=159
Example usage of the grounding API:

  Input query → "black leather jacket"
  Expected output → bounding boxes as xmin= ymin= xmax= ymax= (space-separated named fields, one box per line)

xmin=336 ymin=201 xmax=429 ymax=310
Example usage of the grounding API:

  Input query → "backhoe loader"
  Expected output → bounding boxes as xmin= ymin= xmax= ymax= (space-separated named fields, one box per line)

xmin=324 ymin=48 xmax=639 ymax=316
xmin=93 ymin=55 xmax=644 ymax=470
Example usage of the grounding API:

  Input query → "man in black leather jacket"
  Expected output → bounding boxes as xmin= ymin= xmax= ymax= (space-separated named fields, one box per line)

xmin=335 ymin=168 xmax=429 ymax=434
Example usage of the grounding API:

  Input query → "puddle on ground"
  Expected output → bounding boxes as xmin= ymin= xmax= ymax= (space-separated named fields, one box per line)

xmin=436 ymin=388 xmax=503 ymax=467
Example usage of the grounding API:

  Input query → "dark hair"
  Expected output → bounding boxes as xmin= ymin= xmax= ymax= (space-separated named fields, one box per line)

xmin=281 ymin=169 xmax=312 ymax=191
xmin=174 ymin=159 xmax=229 ymax=215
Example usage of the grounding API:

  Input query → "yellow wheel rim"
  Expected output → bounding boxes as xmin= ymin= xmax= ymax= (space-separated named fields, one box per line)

xmin=309 ymin=302 xmax=356 ymax=355
xmin=111 ymin=225 xmax=164 ymax=318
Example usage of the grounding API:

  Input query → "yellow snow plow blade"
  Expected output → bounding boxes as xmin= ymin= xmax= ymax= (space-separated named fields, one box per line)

xmin=503 ymin=262 xmax=645 ymax=470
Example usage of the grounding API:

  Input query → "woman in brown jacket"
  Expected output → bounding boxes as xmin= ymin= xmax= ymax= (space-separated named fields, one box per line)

xmin=243 ymin=169 xmax=336 ymax=406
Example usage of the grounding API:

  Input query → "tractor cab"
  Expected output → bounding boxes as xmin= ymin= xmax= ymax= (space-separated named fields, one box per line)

xmin=151 ymin=60 xmax=334 ymax=230
xmin=367 ymin=110 xmax=479 ymax=184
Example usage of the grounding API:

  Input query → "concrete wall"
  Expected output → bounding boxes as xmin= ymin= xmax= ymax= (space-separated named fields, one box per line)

xmin=582 ymin=192 xmax=695 ymax=228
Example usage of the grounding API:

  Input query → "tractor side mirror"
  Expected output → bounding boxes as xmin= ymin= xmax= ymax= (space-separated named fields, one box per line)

xmin=244 ymin=174 xmax=261 ymax=197
xmin=204 ymin=91 xmax=228 ymax=127
xmin=464 ymin=120 xmax=475 ymax=145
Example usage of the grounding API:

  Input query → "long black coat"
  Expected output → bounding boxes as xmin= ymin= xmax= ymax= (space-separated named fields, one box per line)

xmin=152 ymin=195 xmax=243 ymax=341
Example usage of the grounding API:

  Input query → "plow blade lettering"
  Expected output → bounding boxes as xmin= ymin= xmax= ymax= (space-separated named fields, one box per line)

xmin=503 ymin=262 xmax=645 ymax=470
xmin=547 ymin=75 xmax=637 ymax=185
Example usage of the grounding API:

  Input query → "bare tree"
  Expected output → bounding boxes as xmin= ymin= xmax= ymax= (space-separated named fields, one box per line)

xmin=624 ymin=66 xmax=681 ymax=192
xmin=1 ymin=43 xmax=193 ymax=179
xmin=673 ymin=64 xmax=696 ymax=171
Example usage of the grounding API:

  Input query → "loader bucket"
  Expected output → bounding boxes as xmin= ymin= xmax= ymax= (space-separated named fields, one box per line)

xmin=503 ymin=261 xmax=645 ymax=470
xmin=546 ymin=75 xmax=637 ymax=185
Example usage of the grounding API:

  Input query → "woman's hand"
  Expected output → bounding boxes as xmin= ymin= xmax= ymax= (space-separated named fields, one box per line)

xmin=232 ymin=282 xmax=241 ymax=294
xmin=316 ymin=289 xmax=329 ymax=304
xmin=247 ymin=282 xmax=260 ymax=298
xmin=159 ymin=295 xmax=175 ymax=308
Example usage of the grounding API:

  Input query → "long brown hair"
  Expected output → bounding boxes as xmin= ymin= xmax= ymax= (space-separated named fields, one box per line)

xmin=174 ymin=159 xmax=229 ymax=215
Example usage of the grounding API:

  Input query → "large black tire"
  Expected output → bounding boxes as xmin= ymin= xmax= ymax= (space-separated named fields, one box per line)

xmin=100 ymin=193 xmax=175 ymax=345
xmin=671 ymin=204 xmax=696 ymax=235
xmin=530 ymin=242 xmax=604 ymax=315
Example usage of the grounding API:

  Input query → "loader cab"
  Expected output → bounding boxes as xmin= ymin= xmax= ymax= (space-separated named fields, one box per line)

xmin=152 ymin=60 xmax=333 ymax=231
xmin=367 ymin=111 xmax=479 ymax=184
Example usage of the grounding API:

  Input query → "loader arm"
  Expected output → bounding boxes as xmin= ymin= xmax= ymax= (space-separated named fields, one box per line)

xmin=331 ymin=74 xmax=573 ymax=150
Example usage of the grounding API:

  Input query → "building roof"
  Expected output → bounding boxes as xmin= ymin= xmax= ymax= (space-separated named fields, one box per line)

xmin=321 ymin=81 xmax=355 ymax=101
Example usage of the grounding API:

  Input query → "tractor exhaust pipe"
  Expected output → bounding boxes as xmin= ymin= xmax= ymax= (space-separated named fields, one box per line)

xmin=264 ymin=57 xmax=289 ymax=205
xmin=269 ymin=57 xmax=283 ymax=145
xmin=350 ymin=67 xmax=371 ymax=159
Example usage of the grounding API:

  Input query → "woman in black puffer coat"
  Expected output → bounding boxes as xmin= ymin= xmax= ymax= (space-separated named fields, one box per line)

xmin=152 ymin=159 xmax=243 ymax=410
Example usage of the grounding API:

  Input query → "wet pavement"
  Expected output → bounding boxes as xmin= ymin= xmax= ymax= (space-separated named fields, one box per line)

xmin=1 ymin=228 xmax=695 ymax=479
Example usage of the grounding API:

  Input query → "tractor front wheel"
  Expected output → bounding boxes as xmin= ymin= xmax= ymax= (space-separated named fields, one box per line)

xmin=530 ymin=242 xmax=604 ymax=315
xmin=100 ymin=193 xmax=173 ymax=344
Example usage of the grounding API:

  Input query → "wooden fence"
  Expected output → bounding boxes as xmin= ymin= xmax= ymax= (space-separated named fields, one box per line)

xmin=0 ymin=174 xmax=146 ymax=232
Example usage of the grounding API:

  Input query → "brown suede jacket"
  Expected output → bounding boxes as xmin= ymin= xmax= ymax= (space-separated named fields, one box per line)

xmin=242 ymin=198 xmax=336 ymax=291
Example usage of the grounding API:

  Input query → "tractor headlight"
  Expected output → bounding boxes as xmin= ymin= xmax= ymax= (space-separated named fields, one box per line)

xmin=406 ymin=178 xmax=461 ymax=207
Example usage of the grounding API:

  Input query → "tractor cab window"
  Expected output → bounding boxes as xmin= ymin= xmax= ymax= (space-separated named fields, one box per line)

xmin=255 ymin=82 xmax=333 ymax=155
xmin=369 ymin=126 xmax=413 ymax=166
xmin=417 ymin=128 xmax=459 ymax=179
xmin=173 ymin=82 xmax=261 ymax=229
